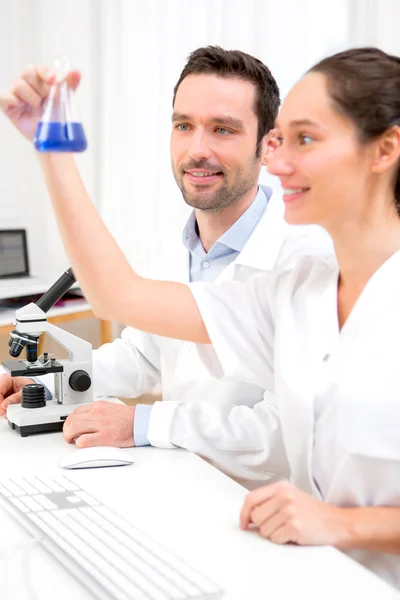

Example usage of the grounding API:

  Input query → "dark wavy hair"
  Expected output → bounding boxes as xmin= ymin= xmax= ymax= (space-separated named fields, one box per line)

xmin=173 ymin=46 xmax=280 ymax=157
xmin=309 ymin=47 xmax=400 ymax=211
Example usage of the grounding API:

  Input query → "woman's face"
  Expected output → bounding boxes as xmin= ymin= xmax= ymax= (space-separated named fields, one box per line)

xmin=268 ymin=72 xmax=374 ymax=231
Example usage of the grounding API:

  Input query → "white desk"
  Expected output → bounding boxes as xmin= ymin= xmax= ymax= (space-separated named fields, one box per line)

xmin=0 ymin=420 xmax=398 ymax=600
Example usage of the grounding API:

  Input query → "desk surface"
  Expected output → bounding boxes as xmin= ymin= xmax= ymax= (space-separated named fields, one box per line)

xmin=0 ymin=418 xmax=398 ymax=600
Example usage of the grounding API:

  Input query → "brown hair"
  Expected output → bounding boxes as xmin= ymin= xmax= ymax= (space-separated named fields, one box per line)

xmin=173 ymin=46 xmax=280 ymax=157
xmin=309 ymin=47 xmax=400 ymax=209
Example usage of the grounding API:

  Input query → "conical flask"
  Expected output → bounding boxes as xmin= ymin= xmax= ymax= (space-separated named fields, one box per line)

xmin=33 ymin=59 xmax=87 ymax=152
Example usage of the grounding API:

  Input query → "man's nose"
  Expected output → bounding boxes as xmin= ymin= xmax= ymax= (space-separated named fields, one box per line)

xmin=188 ymin=130 xmax=213 ymax=161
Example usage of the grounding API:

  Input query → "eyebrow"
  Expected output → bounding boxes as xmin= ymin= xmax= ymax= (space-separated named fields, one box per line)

xmin=172 ymin=112 xmax=245 ymax=130
xmin=275 ymin=118 xmax=321 ymax=130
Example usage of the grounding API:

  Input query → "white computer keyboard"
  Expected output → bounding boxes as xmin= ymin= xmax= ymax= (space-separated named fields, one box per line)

xmin=0 ymin=475 xmax=222 ymax=600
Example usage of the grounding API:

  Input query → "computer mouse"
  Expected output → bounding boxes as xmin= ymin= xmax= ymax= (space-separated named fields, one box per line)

xmin=59 ymin=446 xmax=135 ymax=469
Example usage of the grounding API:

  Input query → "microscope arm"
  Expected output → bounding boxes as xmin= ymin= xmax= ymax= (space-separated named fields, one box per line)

xmin=45 ymin=322 xmax=92 ymax=363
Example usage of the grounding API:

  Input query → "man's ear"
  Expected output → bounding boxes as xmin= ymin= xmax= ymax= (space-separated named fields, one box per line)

xmin=261 ymin=129 xmax=280 ymax=167
xmin=370 ymin=126 xmax=400 ymax=175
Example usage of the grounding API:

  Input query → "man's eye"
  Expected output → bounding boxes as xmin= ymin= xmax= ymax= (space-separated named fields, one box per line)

xmin=216 ymin=127 xmax=231 ymax=135
xmin=176 ymin=124 xmax=190 ymax=131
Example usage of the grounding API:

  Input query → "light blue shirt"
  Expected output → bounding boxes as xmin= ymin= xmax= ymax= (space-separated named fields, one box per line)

xmin=134 ymin=186 xmax=270 ymax=446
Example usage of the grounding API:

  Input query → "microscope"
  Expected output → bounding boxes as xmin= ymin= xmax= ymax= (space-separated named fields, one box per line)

xmin=2 ymin=268 xmax=93 ymax=436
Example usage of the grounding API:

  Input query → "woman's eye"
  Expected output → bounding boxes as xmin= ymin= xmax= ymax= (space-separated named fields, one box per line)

xmin=299 ymin=134 xmax=313 ymax=145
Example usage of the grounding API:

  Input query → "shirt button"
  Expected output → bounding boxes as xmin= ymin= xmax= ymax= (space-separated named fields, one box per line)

xmin=203 ymin=261 xmax=210 ymax=269
xmin=323 ymin=353 xmax=330 ymax=362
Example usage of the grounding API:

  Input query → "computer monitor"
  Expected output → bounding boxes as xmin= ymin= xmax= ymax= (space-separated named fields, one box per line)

xmin=0 ymin=229 xmax=30 ymax=278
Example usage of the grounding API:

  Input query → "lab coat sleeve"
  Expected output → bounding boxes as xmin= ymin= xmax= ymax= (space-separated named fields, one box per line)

xmin=147 ymin=390 xmax=289 ymax=482
xmin=92 ymin=326 xmax=162 ymax=398
xmin=147 ymin=274 xmax=289 ymax=482
xmin=189 ymin=273 xmax=276 ymax=390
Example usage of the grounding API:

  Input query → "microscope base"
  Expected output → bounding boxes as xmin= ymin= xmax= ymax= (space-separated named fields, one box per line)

xmin=7 ymin=401 xmax=92 ymax=437
xmin=8 ymin=419 xmax=64 ymax=436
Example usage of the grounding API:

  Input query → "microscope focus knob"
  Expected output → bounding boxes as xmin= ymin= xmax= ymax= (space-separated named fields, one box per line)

xmin=69 ymin=370 xmax=91 ymax=392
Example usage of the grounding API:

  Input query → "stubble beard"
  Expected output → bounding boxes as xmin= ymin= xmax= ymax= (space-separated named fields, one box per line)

xmin=174 ymin=161 xmax=259 ymax=213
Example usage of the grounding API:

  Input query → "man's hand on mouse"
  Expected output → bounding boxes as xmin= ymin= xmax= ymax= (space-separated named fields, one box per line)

xmin=63 ymin=401 xmax=136 ymax=448
xmin=0 ymin=373 xmax=35 ymax=417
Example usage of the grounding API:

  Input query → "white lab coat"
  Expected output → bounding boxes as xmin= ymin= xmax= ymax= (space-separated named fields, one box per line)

xmin=94 ymin=189 xmax=289 ymax=405
xmin=93 ymin=191 xmax=333 ymax=488
xmin=187 ymin=249 xmax=400 ymax=588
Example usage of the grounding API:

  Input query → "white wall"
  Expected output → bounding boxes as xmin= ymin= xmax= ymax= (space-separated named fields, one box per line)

xmin=0 ymin=0 xmax=99 ymax=280
xmin=349 ymin=0 xmax=400 ymax=55
xmin=1 ymin=0 xmax=399 ymax=284
xmin=97 ymin=0 xmax=351 ymax=279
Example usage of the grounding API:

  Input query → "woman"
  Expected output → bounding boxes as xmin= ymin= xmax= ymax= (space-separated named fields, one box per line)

xmin=1 ymin=47 xmax=400 ymax=587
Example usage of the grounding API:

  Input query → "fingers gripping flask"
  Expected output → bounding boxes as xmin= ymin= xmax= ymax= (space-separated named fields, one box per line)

xmin=33 ymin=59 xmax=87 ymax=152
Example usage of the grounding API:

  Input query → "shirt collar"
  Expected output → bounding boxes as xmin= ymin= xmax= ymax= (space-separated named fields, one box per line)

xmin=182 ymin=211 xmax=200 ymax=253
xmin=218 ymin=186 xmax=269 ymax=252
xmin=182 ymin=186 xmax=270 ymax=254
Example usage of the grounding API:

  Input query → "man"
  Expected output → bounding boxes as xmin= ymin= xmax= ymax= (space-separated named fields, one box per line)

xmin=0 ymin=46 xmax=328 ymax=488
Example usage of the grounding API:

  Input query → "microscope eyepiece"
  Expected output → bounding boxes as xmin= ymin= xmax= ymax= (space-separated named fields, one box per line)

xmin=37 ymin=268 xmax=75 ymax=313
xmin=8 ymin=268 xmax=76 ymax=360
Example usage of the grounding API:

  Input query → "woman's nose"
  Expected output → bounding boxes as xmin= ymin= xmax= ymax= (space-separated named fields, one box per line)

xmin=266 ymin=149 xmax=295 ymax=177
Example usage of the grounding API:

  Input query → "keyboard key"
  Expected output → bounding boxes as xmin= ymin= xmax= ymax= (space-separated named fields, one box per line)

xmin=19 ymin=495 xmax=43 ymax=512
xmin=43 ymin=479 xmax=66 ymax=493
xmin=1 ymin=480 xmax=26 ymax=496
xmin=65 ymin=495 xmax=83 ymax=505
xmin=0 ymin=483 xmax=12 ymax=497
xmin=73 ymin=508 xmax=187 ymax=600
xmin=27 ymin=477 xmax=53 ymax=494
xmin=56 ymin=476 xmax=78 ymax=492
xmin=35 ymin=494 xmax=58 ymax=510
xmin=9 ymin=497 xmax=29 ymax=513
xmin=88 ymin=506 xmax=199 ymax=596
xmin=15 ymin=478 xmax=39 ymax=495
xmin=0 ymin=475 xmax=222 ymax=600
xmin=75 ymin=490 xmax=99 ymax=506
xmin=28 ymin=513 xmax=138 ymax=600
xmin=95 ymin=506 xmax=207 ymax=595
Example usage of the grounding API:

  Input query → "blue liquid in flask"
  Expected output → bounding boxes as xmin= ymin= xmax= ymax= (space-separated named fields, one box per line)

xmin=34 ymin=121 xmax=87 ymax=152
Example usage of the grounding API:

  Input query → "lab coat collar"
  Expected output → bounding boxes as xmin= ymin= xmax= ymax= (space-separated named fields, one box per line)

xmin=232 ymin=187 xmax=288 ymax=271
xmin=165 ymin=186 xmax=287 ymax=284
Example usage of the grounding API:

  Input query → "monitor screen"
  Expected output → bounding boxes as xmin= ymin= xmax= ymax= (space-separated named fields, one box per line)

xmin=0 ymin=230 xmax=29 ymax=278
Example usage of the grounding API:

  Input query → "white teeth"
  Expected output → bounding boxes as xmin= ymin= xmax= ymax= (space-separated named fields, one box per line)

xmin=190 ymin=171 xmax=217 ymax=177
xmin=284 ymin=188 xmax=306 ymax=195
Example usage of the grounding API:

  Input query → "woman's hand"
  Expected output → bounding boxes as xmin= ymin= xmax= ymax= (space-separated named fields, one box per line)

xmin=240 ymin=481 xmax=350 ymax=547
xmin=0 ymin=66 xmax=80 ymax=141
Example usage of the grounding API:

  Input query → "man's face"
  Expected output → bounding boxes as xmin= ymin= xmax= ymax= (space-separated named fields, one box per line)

xmin=170 ymin=74 xmax=264 ymax=212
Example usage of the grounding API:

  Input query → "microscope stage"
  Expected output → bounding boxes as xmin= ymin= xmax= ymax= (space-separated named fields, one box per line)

xmin=2 ymin=359 xmax=63 ymax=377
